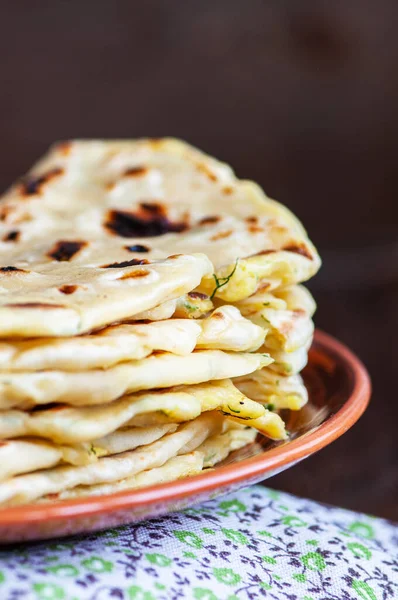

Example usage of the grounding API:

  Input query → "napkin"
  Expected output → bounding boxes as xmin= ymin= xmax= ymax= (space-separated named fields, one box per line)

xmin=0 ymin=486 xmax=396 ymax=600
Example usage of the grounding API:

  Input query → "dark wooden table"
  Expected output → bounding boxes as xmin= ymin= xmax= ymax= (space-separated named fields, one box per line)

xmin=0 ymin=0 xmax=397 ymax=519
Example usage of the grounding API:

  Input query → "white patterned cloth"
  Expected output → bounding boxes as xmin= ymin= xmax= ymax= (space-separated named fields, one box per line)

xmin=0 ymin=486 xmax=397 ymax=600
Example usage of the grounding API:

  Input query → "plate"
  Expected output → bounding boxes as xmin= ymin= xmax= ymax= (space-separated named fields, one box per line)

xmin=0 ymin=330 xmax=371 ymax=545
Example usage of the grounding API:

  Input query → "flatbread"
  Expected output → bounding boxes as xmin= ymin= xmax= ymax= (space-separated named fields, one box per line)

xmin=274 ymin=285 xmax=317 ymax=317
xmin=0 ymin=412 xmax=223 ymax=506
xmin=0 ymin=350 xmax=272 ymax=409
xmin=0 ymin=252 xmax=212 ymax=338
xmin=226 ymin=412 xmax=287 ymax=439
xmin=0 ymin=439 xmax=95 ymax=481
xmin=235 ymin=285 xmax=316 ymax=315
xmin=134 ymin=291 xmax=214 ymax=321
xmin=45 ymin=453 xmax=205 ymax=500
xmin=0 ymin=379 xmax=284 ymax=444
xmin=231 ymin=284 xmax=315 ymax=375
xmin=47 ymin=427 xmax=257 ymax=501
xmin=269 ymin=341 xmax=311 ymax=376
xmin=197 ymin=426 xmax=257 ymax=467
xmin=250 ymin=307 xmax=313 ymax=353
xmin=235 ymin=285 xmax=315 ymax=353
xmin=173 ymin=292 xmax=214 ymax=319
xmin=234 ymin=370 xmax=308 ymax=410
xmin=195 ymin=306 xmax=265 ymax=352
xmin=0 ymin=138 xmax=319 ymax=505
xmin=0 ymin=424 xmax=176 ymax=481
xmin=134 ymin=298 xmax=178 ymax=321
xmin=0 ymin=139 xmax=320 ymax=336
xmin=0 ymin=306 xmax=265 ymax=372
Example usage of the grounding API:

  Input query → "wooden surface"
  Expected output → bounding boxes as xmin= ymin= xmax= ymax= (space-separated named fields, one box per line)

xmin=0 ymin=1 xmax=397 ymax=519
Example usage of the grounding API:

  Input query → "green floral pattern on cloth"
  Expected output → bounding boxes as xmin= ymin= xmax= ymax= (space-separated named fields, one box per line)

xmin=0 ymin=486 xmax=397 ymax=600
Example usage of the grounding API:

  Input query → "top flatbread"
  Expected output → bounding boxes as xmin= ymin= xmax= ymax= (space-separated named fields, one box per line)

xmin=0 ymin=138 xmax=320 ymax=337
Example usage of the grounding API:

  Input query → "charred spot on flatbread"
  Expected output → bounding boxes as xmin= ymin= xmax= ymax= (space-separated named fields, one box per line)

xmin=55 ymin=141 xmax=72 ymax=156
xmin=47 ymin=240 xmax=87 ymax=262
xmin=248 ymin=224 xmax=263 ymax=233
xmin=119 ymin=269 xmax=151 ymax=279
xmin=251 ymin=249 xmax=277 ymax=257
xmin=0 ymin=266 xmax=26 ymax=273
xmin=59 ymin=285 xmax=78 ymax=295
xmin=0 ymin=205 xmax=14 ymax=222
xmin=30 ymin=403 xmax=64 ymax=413
xmin=5 ymin=302 xmax=64 ymax=309
xmin=283 ymin=243 xmax=313 ymax=260
xmin=210 ymin=310 xmax=225 ymax=320
xmin=196 ymin=162 xmax=218 ymax=182
xmin=2 ymin=230 xmax=20 ymax=242
xmin=210 ymin=229 xmax=232 ymax=241
xmin=102 ymin=258 xmax=149 ymax=268
xmin=19 ymin=168 xmax=64 ymax=196
xmin=104 ymin=205 xmax=188 ymax=238
xmin=123 ymin=166 xmax=148 ymax=177
xmin=125 ymin=244 xmax=151 ymax=253
xmin=199 ymin=215 xmax=221 ymax=226
xmin=187 ymin=292 xmax=208 ymax=300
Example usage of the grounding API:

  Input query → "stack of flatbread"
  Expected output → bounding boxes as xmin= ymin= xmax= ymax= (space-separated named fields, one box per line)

xmin=0 ymin=139 xmax=320 ymax=506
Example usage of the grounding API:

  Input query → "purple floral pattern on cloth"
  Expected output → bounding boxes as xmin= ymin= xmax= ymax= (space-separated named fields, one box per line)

xmin=0 ymin=486 xmax=397 ymax=600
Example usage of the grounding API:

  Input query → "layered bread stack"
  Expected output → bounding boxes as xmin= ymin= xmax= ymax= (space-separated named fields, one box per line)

xmin=0 ymin=139 xmax=320 ymax=505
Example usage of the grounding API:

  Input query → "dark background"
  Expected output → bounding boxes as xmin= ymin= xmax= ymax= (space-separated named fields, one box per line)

xmin=0 ymin=1 xmax=397 ymax=519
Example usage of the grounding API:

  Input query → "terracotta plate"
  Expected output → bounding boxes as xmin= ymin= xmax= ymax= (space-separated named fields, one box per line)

xmin=0 ymin=330 xmax=371 ymax=545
